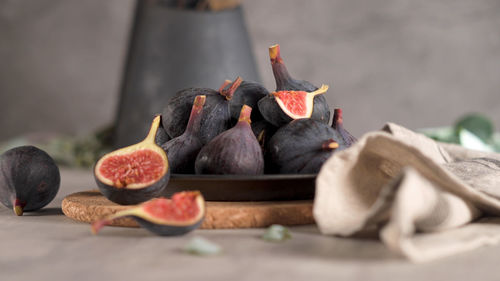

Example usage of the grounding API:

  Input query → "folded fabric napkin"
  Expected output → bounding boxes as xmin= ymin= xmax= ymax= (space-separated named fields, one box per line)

xmin=314 ymin=123 xmax=500 ymax=262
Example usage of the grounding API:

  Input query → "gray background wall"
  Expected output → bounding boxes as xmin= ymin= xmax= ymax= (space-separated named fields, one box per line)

xmin=0 ymin=0 xmax=499 ymax=140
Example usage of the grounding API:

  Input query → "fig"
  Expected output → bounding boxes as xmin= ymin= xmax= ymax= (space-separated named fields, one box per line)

xmin=155 ymin=118 xmax=171 ymax=146
xmin=268 ymin=110 xmax=356 ymax=174
xmin=94 ymin=115 xmax=170 ymax=205
xmin=161 ymin=95 xmax=206 ymax=174
xmin=91 ymin=191 xmax=205 ymax=236
xmin=251 ymin=119 xmax=278 ymax=150
xmin=195 ymin=105 xmax=264 ymax=175
xmin=258 ymin=85 xmax=329 ymax=127
xmin=258 ymin=44 xmax=331 ymax=127
xmin=162 ymin=77 xmax=243 ymax=144
xmin=227 ymin=80 xmax=269 ymax=121
xmin=331 ymin=108 xmax=357 ymax=146
xmin=0 ymin=146 xmax=60 ymax=216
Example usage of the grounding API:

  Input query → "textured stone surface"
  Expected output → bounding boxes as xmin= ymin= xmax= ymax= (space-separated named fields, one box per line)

xmin=1 ymin=169 xmax=500 ymax=280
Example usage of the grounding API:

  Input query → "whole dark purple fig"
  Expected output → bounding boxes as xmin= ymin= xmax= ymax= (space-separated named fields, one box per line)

xmin=227 ymin=80 xmax=269 ymax=121
xmin=195 ymin=105 xmax=264 ymax=175
xmin=258 ymin=44 xmax=331 ymax=127
xmin=161 ymin=95 xmax=206 ymax=174
xmin=0 ymin=146 xmax=60 ymax=216
xmin=268 ymin=109 xmax=356 ymax=174
xmin=162 ymin=77 xmax=243 ymax=144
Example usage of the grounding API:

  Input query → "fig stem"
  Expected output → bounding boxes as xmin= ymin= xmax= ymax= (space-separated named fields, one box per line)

xmin=218 ymin=80 xmax=232 ymax=93
xmin=332 ymin=108 xmax=343 ymax=129
xmin=309 ymin=84 xmax=329 ymax=96
xmin=269 ymin=44 xmax=294 ymax=89
xmin=221 ymin=77 xmax=243 ymax=101
xmin=13 ymin=199 xmax=24 ymax=216
xmin=14 ymin=206 xmax=23 ymax=216
xmin=185 ymin=95 xmax=206 ymax=134
xmin=238 ymin=105 xmax=252 ymax=124
xmin=322 ymin=139 xmax=339 ymax=151
xmin=144 ymin=115 xmax=162 ymax=144
xmin=91 ymin=209 xmax=137 ymax=234
xmin=269 ymin=44 xmax=282 ymax=63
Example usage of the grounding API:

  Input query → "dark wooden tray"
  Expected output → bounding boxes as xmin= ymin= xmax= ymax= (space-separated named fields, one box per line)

xmin=163 ymin=174 xmax=317 ymax=201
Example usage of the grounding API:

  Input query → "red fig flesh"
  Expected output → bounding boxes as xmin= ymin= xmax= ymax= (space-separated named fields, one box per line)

xmin=91 ymin=191 xmax=205 ymax=236
xmin=94 ymin=115 xmax=170 ymax=205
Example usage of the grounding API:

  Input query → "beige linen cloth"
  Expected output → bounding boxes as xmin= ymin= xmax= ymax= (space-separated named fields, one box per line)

xmin=314 ymin=123 xmax=500 ymax=262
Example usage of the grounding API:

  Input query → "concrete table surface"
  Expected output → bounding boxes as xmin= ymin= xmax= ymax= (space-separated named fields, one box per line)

xmin=1 ymin=169 xmax=499 ymax=281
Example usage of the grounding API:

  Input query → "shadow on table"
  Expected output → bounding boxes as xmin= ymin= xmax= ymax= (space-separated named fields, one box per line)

xmin=24 ymin=207 xmax=63 ymax=216
xmin=266 ymin=224 xmax=400 ymax=262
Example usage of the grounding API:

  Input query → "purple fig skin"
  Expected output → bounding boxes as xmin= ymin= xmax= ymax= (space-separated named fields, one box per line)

xmin=268 ymin=118 xmax=353 ymax=174
xmin=228 ymin=80 xmax=269 ymax=121
xmin=0 ymin=146 xmax=60 ymax=215
xmin=155 ymin=117 xmax=171 ymax=146
xmin=162 ymin=78 xmax=243 ymax=145
xmin=332 ymin=108 xmax=357 ymax=145
xmin=195 ymin=105 xmax=264 ymax=175
xmin=161 ymin=95 xmax=206 ymax=174
xmin=251 ymin=119 xmax=278 ymax=149
xmin=259 ymin=44 xmax=330 ymax=127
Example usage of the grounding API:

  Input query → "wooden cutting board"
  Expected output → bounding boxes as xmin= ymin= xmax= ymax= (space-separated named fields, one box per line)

xmin=62 ymin=190 xmax=314 ymax=229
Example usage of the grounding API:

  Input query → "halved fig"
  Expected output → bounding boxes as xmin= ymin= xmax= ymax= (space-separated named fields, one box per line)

xmin=258 ymin=85 xmax=329 ymax=127
xmin=94 ymin=115 xmax=170 ymax=205
xmin=259 ymin=44 xmax=331 ymax=127
xmin=91 ymin=191 xmax=205 ymax=236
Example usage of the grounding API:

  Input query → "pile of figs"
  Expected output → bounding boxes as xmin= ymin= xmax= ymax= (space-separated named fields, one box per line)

xmin=94 ymin=44 xmax=357 ymax=204
xmin=158 ymin=43 xmax=357 ymax=176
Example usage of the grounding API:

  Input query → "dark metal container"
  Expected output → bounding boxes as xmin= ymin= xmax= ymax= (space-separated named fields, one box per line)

xmin=114 ymin=1 xmax=260 ymax=147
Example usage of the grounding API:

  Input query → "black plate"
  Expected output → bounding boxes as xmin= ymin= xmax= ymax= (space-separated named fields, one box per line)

xmin=162 ymin=174 xmax=317 ymax=201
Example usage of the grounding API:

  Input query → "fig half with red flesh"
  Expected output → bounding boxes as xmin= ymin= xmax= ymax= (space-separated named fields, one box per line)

xmin=91 ymin=191 xmax=205 ymax=236
xmin=195 ymin=105 xmax=264 ymax=175
xmin=162 ymin=77 xmax=243 ymax=144
xmin=94 ymin=115 xmax=170 ymax=205
xmin=261 ymin=44 xmax=330 ymax=126
xmin=258 ymin=85 xmax=329 ymax=127
xmin=161 ymin=95 xmax=206 ymax=174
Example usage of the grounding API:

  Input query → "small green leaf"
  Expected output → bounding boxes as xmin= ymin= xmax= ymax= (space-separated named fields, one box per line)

xmin=492 ymin=133 xmax=500 ymax=153
xmin=183 ymin=237 xmax=222 ymax=256
xmin=418 ymin=126 xmax=459 ymax=143
xmin=455 ymin=113 xmax=494 ymax=143
xmin=458 ymin=128 xmax=495 ymax=152
xmin=262 ymin=224 xmax=291 ymax=242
